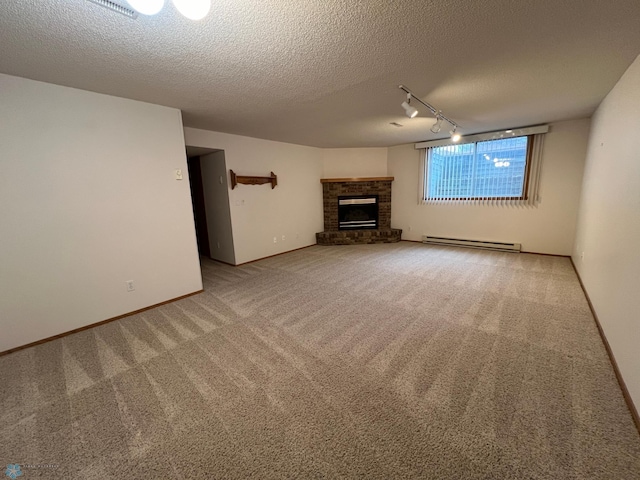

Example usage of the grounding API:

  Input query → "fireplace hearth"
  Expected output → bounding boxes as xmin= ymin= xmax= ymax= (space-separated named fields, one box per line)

xmin=316 ymin=177 xmax=402 ymax=245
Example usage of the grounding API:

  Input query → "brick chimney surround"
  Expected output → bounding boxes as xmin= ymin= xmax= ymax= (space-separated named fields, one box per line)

xmin=316 ymin=177 xmax=402 ymax=245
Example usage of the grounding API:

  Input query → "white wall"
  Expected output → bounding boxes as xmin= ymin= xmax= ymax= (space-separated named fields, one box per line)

xmin=0 ymin=74 xmax=203 ymax=352
xmin=388 ymin=118 xmax=590 ymax=255
xmin=573 ymin=55 xmax=640 ymax=411
xmin=322 ymin=148 xmax=388 ymax=178
xmin=184 ymin=128 xmax=324 ymax=264
xmin=200 ymin=151 xmax=236 ymax=264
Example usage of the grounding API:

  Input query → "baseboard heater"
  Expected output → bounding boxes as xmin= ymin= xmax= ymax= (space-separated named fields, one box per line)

xmin=422 ymin=236 xmax=521 ymax=253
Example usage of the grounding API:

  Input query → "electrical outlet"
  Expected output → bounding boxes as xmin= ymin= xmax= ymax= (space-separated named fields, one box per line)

xmin=126 ymin=280 xmax=135 ymax=292
xmin=175 ymin=169 xmax=183 ymax=180
xmin=273 ymin=237 xmax=277 ymax=243
xmin=282 ymin=235 xmax=286 ymax=241
xmin=580 ymin=251 xmax=585 ymax=260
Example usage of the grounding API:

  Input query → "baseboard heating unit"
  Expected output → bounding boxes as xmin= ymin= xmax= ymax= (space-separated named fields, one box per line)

xmin=422 ymin=236 xmax=521 ymax=253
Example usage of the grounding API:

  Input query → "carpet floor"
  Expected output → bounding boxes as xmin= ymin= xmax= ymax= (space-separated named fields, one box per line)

xmin=1 ymin=243 xmax=639 ymax=479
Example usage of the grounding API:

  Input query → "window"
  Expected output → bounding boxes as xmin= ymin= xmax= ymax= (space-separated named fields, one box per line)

xmin=425 ymin=136 xmax=531 ymax=201
xmin=416 ymin=125 xmax=548 ymax=206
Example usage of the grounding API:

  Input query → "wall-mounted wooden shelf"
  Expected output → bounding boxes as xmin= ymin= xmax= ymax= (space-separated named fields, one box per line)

xmin=230 ymin=170 xmax=278 ymax=189
xmin=320 ymin=177 xmax=394 ymax=183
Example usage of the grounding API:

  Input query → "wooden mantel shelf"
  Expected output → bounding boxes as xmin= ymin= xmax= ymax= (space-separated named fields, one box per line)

xmin=320 ymin=177 xmax=394 ymax=183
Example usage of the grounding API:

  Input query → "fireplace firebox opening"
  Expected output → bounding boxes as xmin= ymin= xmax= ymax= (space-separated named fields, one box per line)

xmin=338 ymin=195 xmax=378 ymax=230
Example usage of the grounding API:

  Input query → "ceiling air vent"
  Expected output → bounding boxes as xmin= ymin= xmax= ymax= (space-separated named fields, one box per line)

xmin=390 ymin=122 xmax=403 ymax=127
xmin=87 ymin=0 xmax=138 ymax=18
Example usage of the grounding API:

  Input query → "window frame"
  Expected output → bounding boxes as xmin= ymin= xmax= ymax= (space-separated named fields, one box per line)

xmin=414 ymin=125 xmax=549 ymax=206
xmin=422 ymin=135 xmax=533 ymax=202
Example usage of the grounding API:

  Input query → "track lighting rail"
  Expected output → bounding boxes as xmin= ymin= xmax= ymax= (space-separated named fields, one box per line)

xmin=398 ymin=84 xmax=459 ymax=131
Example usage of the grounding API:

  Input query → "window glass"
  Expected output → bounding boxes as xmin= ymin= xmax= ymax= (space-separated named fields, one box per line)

xmin=426 ymin=136 xmax=529 ymax=200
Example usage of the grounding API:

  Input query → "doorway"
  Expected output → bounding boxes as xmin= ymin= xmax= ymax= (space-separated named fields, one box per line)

xmin=186 ymin=154 xmax=210 ymax=257
xmin=185 ymin=147 xmax=236 ymax=264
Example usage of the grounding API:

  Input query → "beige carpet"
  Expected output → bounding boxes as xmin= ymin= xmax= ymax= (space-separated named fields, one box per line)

xmin=1 ymin=243 xmax=639 ymax=479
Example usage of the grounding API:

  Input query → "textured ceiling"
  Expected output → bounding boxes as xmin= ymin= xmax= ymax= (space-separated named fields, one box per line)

xmin=1 ymin=1 xmax=640 ymax=147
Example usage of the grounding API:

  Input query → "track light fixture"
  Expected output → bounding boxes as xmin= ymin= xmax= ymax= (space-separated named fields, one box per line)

xmin=399 ymin=85 xmax=461 ymax=139
xmin=430 ymin=114 xmax=443 ymax=133
xmin=450 ymin=126 xmax=461 ymax=142
xmin=401 ymin=94 xmax=419 ymax=118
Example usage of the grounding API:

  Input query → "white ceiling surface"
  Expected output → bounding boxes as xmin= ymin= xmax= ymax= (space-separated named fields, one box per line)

xmin=1 ymin=1 xmax=640 ymax=148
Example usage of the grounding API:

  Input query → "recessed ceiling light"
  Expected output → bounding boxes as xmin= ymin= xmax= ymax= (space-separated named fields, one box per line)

xmin=172 ymin=0 xmax=211 ymax=20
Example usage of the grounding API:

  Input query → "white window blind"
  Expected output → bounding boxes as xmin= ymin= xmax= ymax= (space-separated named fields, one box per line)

xmin=417 ymin=128 xmax=546 ymax=206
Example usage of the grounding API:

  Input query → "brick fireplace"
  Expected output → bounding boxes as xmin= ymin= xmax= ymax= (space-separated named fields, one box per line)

xmin=316 ymin=177 xmax=402 ymax=245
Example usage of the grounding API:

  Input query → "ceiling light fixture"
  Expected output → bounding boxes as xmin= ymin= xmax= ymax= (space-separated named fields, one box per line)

xmin=172 ymin=0 xmax=211 ymax=20
xmin=398 ymin=85 xmax=461 ymax=140
xmin=450 ymin=126 xmax=461 ymax=142
xmin=126 ymin=0 xmax=164 ymax=15
xmin=122 ymin=0 xmax=210 ymax=19
xmin=88 ymin=0 xmax=139 ymax=18
xmin=401 ymin=94 xmax=419 ymax=118
xmin=430 ymin=114 xmax=443 ymax=133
